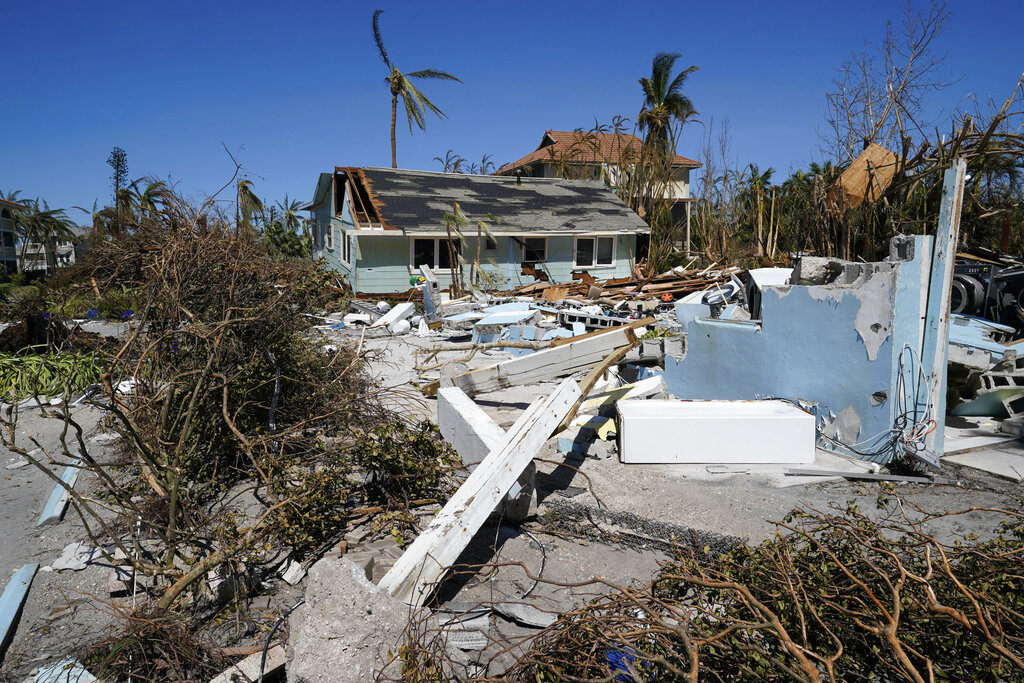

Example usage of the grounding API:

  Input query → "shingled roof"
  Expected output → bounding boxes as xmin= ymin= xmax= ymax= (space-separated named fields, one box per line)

xmin=344 ymin=167 xmax=650 ymax=235
xmin=497 ymin=130 xmax=700 ymax=174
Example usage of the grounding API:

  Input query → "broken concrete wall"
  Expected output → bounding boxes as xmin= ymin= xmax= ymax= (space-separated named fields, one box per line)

xmin=665 ymin=235 xmax=932 ymax=460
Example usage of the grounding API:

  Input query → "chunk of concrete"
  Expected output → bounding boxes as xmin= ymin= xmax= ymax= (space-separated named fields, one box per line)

xmin=50 ymin=542 xmax=97 ymax=571
xmin=437 ymin=387 xmax=506 ymax=469
xmin=287 ymin=558 xmax=408 ymax=682
xmin=210 ymin=643 xmax=286 ymax=683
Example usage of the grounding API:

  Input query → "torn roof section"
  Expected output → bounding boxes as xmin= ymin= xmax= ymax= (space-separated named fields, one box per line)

xmin=311 ymin=167 xmax=651 ymax=235
xmin=497 ymin=130 xmax=701 ymax=174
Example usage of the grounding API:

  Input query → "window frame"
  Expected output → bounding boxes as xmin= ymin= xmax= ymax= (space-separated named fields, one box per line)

xmin=522 ymin=237 xmax=547 ymax=264
xmin=409 ymin=237 xmax=462 ymax=272
xmin=324 ymin=220 xmax=334 ymax=251
xmin=573 ymin=235 xmax=617 ymax=269
xmin=340 ymin=229 xmax=352 ymax=266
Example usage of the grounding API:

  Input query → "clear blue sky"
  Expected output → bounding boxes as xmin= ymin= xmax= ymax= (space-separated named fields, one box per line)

xmin=1 ymin=0 xmax=1020 ymax=222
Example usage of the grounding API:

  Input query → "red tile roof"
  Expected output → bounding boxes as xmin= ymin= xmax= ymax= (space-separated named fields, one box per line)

xmin=497 ymin=130 xmax=700 ymax=174
xmin=0 ymin=197 xmax=26 ymax=210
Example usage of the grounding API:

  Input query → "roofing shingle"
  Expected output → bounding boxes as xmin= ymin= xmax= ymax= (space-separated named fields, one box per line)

xmin=355 ymin=167 xmax=650 ymax=235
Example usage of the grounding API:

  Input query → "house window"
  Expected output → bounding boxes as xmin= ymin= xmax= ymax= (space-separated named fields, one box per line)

xmin=324 ymin=221 xmax=334 ymax=250
xmin=340 ymin=230 xmax=352 ymax=265
xmin=411 ymin=238 xmax=462 ymax=271
xmin=523 ymin=237 xmax=546 ymax=263
xmin=2 ymin=232 xmax=13 ymax=248
xmin=574 ymin=236 xmax=615 ymax=268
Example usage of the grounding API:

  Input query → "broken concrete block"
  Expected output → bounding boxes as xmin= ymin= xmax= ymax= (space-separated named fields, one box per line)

xmin=210 ymin=643 xmax=286 ymax=683
xmin=287 ymin=558 xmax=408 ymax=682
xmin=279 ymin=558 xmax=306 ymax=585
xmin=107 ymin=566 xmax=133 ymax=598
xmin=491 ymin=600 xmax=557 ymax=628
xmin=50 ymin=542 xmax=97 ymax=571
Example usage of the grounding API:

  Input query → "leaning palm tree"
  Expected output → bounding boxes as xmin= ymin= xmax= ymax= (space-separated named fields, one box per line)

xmin=236 ymin=179 xmax=264 ymax=237
xmin=373 ymin=9 xmax=461 ymax=169
xmin=637 ymin=52 xmax=699 ymax=155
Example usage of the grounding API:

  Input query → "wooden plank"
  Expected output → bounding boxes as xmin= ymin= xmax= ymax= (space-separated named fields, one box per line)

xmin=921 ymin=158 xmax=968 ymax=454
xmin=437 ymin=326 xmax=638 ymax=397
xmin=0 ymin=563 xmax=39 ymax=662
xmin=37 ymin=464 xmax=79 ymax=527
xmin=379 ymin=378 xmax=581 ymax=607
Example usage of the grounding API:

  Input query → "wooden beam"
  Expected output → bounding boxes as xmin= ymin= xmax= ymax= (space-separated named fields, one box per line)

xmin=0 ymin=563 xmax=38 ymax=663
xmin=427 ymin=326 xmax=638 ymax=397
xmin=921 ymin=158 xmax=968 ymax=455
xmin=379 ymin=378 xmax=581 ymax=607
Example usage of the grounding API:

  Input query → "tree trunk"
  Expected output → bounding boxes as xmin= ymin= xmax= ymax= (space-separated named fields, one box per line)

xmin=391 ymin=94 xmax=398 ymax=169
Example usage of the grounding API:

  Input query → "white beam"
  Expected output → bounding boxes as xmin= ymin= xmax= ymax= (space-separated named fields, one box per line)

xmin=379 ymin=378 xmax=581 ymax=606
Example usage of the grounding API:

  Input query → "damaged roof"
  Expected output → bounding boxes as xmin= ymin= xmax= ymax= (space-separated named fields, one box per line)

xmin=497 ymin=130 xmax=701 ymax=175
xmin=342 ymin=167 xmax=650 ymax=235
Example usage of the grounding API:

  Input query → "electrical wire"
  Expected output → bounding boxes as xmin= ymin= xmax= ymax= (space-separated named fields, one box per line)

xmin=257 ymin=597 xmax=305 ymax=683
xmin=770 ymin=343 xmax=936 ymax=465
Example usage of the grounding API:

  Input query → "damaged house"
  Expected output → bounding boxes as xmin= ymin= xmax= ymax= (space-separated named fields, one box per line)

xmin=306 ymin=167 xmax=650 ymax=293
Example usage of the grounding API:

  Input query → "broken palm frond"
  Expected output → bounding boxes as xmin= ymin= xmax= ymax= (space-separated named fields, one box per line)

xmin=508 ymin=497 xmax=1024 ymax=683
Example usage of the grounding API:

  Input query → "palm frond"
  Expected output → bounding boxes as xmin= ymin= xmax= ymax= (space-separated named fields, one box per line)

xmin=407 ymin=69 xmax=462 ymax=82
xmin=372 ymin=10 xmax=392 ymax=69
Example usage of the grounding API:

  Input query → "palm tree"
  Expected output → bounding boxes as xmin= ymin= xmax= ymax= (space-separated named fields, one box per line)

xmin=373 ymin=9 xmax=461 ymax=168
xmin=637 ymin=52 xmax=698 ymax=156
xmin=15 ymin=199 xmax=74 ymax=272
xmin=236 ymin=179 xmax=264 ymax=237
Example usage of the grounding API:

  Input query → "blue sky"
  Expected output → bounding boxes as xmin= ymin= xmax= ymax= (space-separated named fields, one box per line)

xmin=1 ymin=0 xmax=1020 ymax=221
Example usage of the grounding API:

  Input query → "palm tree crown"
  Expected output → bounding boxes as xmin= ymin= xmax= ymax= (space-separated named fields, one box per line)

xmin=637 ymin=52 xmax=699 ymax=156
xmin=373 ymin=9 xmax=461 ymax=169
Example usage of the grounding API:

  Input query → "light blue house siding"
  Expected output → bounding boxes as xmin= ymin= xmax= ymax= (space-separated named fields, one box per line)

xmin=308 ymin=168 xmax=649 ymax=294
xmin=343 ymin=233 xmax=636 ymax=293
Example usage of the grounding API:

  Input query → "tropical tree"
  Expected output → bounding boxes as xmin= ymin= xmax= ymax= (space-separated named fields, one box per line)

xmin=637 ymin=52 xmax=698 ymax=156
xmin=12 ymin=198 xmax=75 ymax=272
xmin=236 ymin=179 xmax=264 ymax=237
xmin=372 ymin=9 xmax=461 ymax=168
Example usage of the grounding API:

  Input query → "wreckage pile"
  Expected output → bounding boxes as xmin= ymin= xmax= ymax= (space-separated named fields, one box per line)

xmin=501 ymin=263 xmax=740 ymax=302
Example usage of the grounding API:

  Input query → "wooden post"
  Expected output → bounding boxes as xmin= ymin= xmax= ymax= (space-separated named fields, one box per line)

xmin=379 ymin=378 xmax=580 ymax=607
xmin=921 ymin=158 xmax=968 ymax=454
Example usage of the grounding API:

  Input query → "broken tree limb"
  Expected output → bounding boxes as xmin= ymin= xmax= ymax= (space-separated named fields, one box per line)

xmin=422 ymin=340 xmax=553 ymax=354
xmin=555 ymin=335 xmax=639 ymax=434
xmin=379 ymin=378 xmax=581 ymax=607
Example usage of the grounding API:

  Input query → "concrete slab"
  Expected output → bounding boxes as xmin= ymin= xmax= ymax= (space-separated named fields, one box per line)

xmin=943 ymin=449 xmax=1024 ymax=482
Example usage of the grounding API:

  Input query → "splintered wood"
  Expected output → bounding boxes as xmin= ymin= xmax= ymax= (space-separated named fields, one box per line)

xmin=500 ymin=265 xmax=739 ymax=302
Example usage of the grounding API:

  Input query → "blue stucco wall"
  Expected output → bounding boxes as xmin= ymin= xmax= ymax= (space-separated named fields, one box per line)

xmin=664 ymin=235 xmax=933 ymax=461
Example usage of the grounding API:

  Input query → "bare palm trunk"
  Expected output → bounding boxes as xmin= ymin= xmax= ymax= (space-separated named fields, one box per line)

xmin=391 ymin=94 xmax=398 ymax=169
